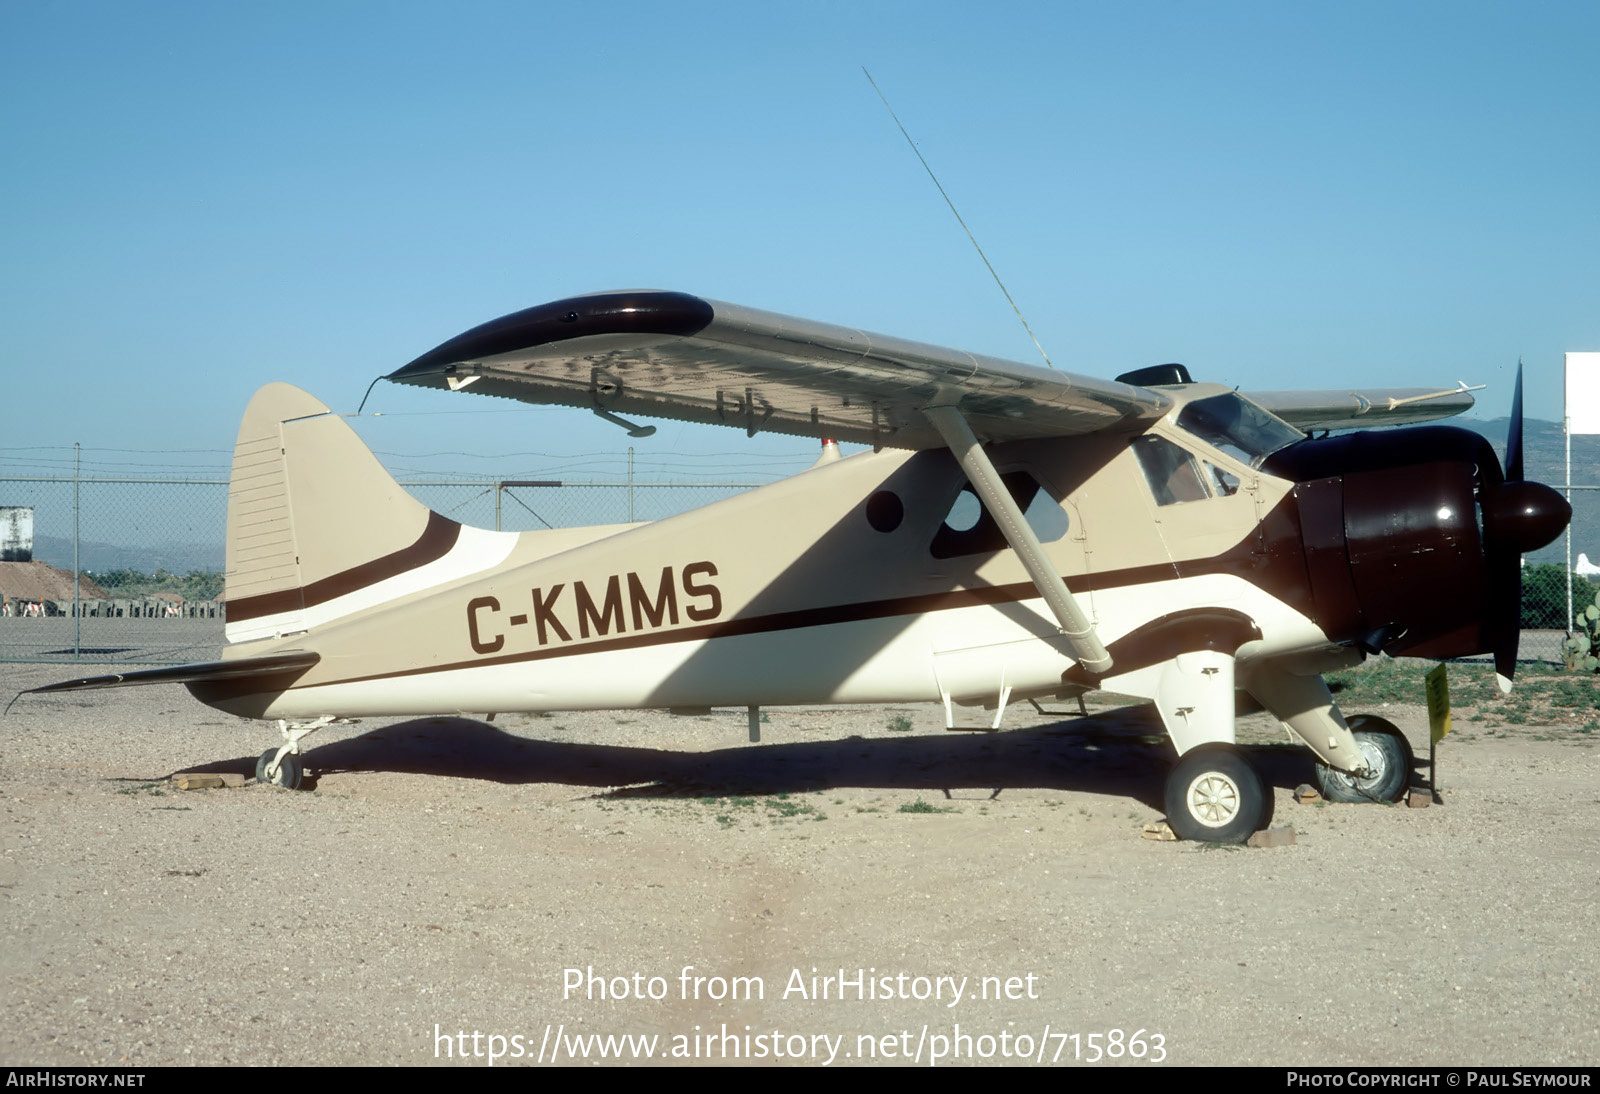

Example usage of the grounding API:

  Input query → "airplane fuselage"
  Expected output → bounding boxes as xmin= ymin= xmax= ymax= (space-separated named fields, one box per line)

xmin=197 ymin=390 xmax=1330 ymax=722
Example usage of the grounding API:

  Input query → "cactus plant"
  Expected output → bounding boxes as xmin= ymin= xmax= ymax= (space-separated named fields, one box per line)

xmin=1564 ymin=604 xmax=1600 ymax=672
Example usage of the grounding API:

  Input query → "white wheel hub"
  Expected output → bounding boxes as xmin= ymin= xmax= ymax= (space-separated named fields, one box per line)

xmin=1328 ymin=736 xmax=1386 ymax=792
xmin=1185 ymin=771 xmax=1242 ymax=828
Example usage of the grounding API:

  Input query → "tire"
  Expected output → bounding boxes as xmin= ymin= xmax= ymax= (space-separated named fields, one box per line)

xmin=1164 ymin=744 xmax=1266 ymax=844
xmin=1315 ymin=715 xmax=1412 ymax=804
xmin=255 ymin=748 xmax=304 ymax=790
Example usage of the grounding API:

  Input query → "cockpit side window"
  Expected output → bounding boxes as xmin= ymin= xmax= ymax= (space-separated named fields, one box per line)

xmin=1209 ymin=462 xmax=1240 ymax=496
xmin=1132 ymin=435 xmax=1210 ymax=506
xmin=931 ymin=471 xmax=1068 ymax=559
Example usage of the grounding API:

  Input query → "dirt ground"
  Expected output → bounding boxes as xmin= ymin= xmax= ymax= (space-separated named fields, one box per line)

xmin=1 ymin=660 xmax=1596 ymax=1067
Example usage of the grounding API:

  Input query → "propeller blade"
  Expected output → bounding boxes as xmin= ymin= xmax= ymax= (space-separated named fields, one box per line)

xmin=1494 ymin=638 xmax=1516 ymax=695
xmin=1489 ymin=548 xmax=1520 ymax=694
xmin=1493 ymin=362 xmax=1526 ymax=691
xmin=1505 ymin=360 xmax=1524 ymax=483
xmin=1474 ymin=363 xmax=1569 ymax=693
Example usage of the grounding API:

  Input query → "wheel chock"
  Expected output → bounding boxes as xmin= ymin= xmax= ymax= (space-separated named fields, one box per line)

xmin=1246 ymin=826 xmax=1297 ymax=848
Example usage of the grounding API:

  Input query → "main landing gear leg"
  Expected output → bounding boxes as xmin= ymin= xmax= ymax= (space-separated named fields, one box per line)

xmin=1238 ymin=661 xmax=1363 ymax=773
xmin=255 ymin=715 xmax=337 ymax=790
xmin=1126 ymin=651 xmax=1270 ymax=843
xmin=1238 ymin=661 xmax=1411 ymax=804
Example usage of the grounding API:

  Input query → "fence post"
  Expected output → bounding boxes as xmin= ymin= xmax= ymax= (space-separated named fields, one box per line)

xmin=627 ymin=447 xmax=634 ymax=523
xmin=73 ymin=442 xmax=80 ymax=660
xmin=1567 ymin=421 xmax=1573 ymax=638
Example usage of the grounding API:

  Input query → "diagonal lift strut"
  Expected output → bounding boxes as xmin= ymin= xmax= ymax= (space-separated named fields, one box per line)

xmin=922 ymin=402 xmax=1113 ymax=675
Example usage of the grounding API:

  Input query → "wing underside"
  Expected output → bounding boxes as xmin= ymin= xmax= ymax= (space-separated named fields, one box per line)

xmin=384 ymin=291 xmax=1474 ymax=445
xmin=384 ymin=291 xmax=1171 ymax=448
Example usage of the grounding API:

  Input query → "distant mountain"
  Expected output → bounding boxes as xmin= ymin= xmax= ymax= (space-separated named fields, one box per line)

xmin=30 ymin=534 xmax=222 ymax=575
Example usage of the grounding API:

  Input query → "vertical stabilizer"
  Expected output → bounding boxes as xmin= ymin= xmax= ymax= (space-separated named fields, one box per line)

xmin=224 ymin=383 xmax=442 ymax=643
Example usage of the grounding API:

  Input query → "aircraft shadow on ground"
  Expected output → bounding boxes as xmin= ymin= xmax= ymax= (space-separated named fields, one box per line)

xmin=181 ymin=706 xmax=1325 ymax=811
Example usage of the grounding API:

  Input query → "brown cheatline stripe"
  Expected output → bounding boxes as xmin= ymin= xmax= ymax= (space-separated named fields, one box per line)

xmin=303 ymin=580 xmax=1044 ymax=690
xmin=282 ymin=556 xmax=1287 ymax=693
xmin=225 ymin=511 xmax=461 ymax=623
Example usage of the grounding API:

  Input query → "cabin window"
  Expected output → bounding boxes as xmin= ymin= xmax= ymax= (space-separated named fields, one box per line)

xmin=1133 ymin=435 xmax=1211 ymax=506
xmin=1024 ymin=486 xmax=1070 ymax=541
xmin=1209 ymin=462 xmax=1240 ymax=496
xmin=930 ymin=472 xmax=1067 ymax=559
xmin=864 ymin=490 xmax=905 ymax=533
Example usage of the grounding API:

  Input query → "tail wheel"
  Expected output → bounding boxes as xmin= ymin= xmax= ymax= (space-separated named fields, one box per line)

xmin=1315 ymin=715 xmax=1413 ymax=803
xmin=255 ymin=749 xmax=304 ymax=790
xmin=1164 ymin=744 xmax=1267 ymax=843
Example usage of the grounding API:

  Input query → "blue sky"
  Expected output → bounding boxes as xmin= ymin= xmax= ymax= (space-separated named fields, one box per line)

xmin=4 ymin=0 xmax=1597 ymax=483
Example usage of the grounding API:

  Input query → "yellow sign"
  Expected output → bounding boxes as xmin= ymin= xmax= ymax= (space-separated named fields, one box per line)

xmin=1425 ymin=663 xmax=1452 ymax=744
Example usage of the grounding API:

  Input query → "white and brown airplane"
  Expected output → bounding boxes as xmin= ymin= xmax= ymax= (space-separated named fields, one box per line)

xmin=24 ymin=291 xmax=1571 ymax=842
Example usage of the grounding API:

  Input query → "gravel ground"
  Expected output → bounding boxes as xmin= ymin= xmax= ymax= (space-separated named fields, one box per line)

xmin=0 ymin=618 xmax=222 ymax=665
xmin=1 ymin=660 xmax=1596 ymax=1068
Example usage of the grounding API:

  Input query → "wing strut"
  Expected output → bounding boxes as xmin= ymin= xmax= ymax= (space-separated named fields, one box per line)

xmin=923 ymin=402 xmax=1113 ymax=674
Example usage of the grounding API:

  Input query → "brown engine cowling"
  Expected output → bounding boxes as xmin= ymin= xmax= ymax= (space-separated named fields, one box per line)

xmin=1263 ymin=425 xmax=1570 ymax=661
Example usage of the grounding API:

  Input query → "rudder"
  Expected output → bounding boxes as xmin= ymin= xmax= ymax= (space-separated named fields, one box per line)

xmin=224 ymin=383 xmax=443 ymax=642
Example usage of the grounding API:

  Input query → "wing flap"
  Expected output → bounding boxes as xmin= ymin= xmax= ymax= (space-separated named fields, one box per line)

xmin=385 ymin=291 xmax=1170 ymax=448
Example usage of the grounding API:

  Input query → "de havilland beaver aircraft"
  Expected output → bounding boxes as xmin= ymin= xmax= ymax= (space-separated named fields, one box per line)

xmin=25 ymin=291 xmax=1572 ymax=842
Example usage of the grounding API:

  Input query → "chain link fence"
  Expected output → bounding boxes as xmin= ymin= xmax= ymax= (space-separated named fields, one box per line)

xmin=0 ymin=476 xmax=759 ymax=665
xmin=1518 ymin=490 xmax=1600 ymax=667
xmin=2 ymin=475 xmax=1596 ymax=668
xmin=404 ymin=480 xmax=761 ymax=531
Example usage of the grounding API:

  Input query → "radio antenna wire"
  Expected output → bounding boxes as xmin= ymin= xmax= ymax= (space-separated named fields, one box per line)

xmin=863 ymin=67 xmax=1055 ymax=370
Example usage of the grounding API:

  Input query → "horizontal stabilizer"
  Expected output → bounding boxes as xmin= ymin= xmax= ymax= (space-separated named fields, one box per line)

xmin=22 ymin=651 xmax=320 ymax=696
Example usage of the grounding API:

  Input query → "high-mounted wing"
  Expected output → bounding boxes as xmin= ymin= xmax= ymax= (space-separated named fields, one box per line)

xmin=384 ymin=291 xmax=1170 ymax=449
xmin=1243 ymin=386 xmax=1476 ymax=431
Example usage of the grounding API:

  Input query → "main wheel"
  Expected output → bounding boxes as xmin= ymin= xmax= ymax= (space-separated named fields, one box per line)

xmin=255 ymin=748 xmax=304 ymax=790
xmin=1164 ymin=744 xmax=1267 ymax=844
xmin=1315 ymin=715 xmax=1412 ymax=803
